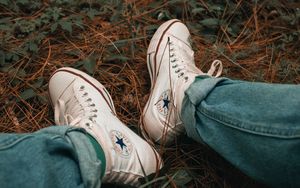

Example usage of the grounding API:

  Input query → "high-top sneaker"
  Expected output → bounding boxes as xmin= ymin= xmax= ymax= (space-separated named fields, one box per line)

xmin=141 ymin=19 xmax=222 ymax=144
xmin=48 ymin=67 xmax=162 ymax=186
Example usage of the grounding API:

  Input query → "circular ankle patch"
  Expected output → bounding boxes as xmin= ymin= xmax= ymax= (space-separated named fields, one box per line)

xmin=155 ymin=89 xmax=172 ymax=116
xmin=110 ymin=130 xmax=132 ymax=157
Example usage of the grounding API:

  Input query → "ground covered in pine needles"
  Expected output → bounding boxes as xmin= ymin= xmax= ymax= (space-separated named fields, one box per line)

xmin=0 ymin=0 xmax=299 ymax=187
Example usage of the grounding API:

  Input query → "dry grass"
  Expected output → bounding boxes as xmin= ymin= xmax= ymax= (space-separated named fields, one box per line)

xmin=0 ymin=0 xmax=299 ymax=187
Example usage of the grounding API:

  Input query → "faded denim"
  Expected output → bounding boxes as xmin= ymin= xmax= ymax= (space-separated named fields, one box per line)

xmin=0 ymin=126 xmax=102 ymax=188
xmin=181 ymin=75 xmax=300 ymax=188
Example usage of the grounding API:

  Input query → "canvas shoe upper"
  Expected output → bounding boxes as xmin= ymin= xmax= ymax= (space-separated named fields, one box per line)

xmin=141 ymin=19 xmax=222 ymax=144
xmin=48 ymin=67 xmax=162 ymax=186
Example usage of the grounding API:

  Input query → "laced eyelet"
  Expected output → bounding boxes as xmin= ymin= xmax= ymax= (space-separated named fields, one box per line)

xmin=178 ymin=72 xmax=184 ymax=77
xmin=175 ymin=69 xmax=181 ymax=73
xmin=85 ymin=122 xmax=92 ymax=128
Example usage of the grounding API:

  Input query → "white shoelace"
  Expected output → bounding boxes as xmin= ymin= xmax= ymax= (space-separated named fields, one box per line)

xmin=54 ymin=85 xmax=98 ymax=128
xmin=169 ymin=39 xmax=223 ymax=81
xmin=206 ymin=59 xmax=223 ymax=77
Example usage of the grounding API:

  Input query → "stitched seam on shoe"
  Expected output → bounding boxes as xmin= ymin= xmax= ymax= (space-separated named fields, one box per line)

xmin=197 ymin=105 xmax=300 ymax=139
xmin=153 ymin=20 xmax=180 ymax=81
xmin=147 ymin=54 xmax=152 ymax=82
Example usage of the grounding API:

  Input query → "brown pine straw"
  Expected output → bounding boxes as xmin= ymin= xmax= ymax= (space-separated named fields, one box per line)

xmin=0 ymin=1 xmax=298 ymax=187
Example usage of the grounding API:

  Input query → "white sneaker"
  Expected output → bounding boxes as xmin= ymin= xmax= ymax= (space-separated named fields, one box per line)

xmin=48 ymin=67 xmax=162 ymax=186
xmin=141 ymin=19 xmax=222 ymax=144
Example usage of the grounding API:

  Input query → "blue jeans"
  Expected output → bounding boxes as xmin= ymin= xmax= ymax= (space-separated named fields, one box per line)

xmin=182 ymin=76 xmax=300 ymax=188
xmin=0 ymin=126 xmax=102 ymax=188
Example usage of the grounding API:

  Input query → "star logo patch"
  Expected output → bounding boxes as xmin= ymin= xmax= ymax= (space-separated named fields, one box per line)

xmin=155 ymin=90 xmax=172 ymax=116
xmin=115 ymin=136 xmax=126 ymax=150
xmin=110 ymin=130 xmax=132 ymax=157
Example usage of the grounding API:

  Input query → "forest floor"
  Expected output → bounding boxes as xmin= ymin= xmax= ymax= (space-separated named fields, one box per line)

xmin=0 ymin=0 xmax=299 ymax=187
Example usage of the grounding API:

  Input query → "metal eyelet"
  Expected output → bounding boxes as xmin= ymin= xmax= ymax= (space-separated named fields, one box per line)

xmin=175 ymin=69 xmax=181 ymax=73
xmin=85 ymin=122 xmax=92 ymax=128
xmin=178 ymin=72 xmax=184 ymax=77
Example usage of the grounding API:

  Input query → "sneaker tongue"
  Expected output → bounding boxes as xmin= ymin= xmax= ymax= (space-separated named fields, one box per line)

xmin=54 ymin=81 xmax=95 ymax=126
xmin=186 ymin=63 xmax=204 ymax=74
xmin=174 ymin=38 xmax=195 ymax=63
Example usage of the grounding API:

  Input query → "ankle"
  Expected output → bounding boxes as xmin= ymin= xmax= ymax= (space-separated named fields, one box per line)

xmin=86 ymin=133 xmax=106 ymax=178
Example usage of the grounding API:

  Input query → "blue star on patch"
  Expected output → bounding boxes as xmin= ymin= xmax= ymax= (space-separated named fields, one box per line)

xmin=115 ymin=136 xmax=127 ymax=150
xmin=162 ymin=96 xmax=170 ymax=109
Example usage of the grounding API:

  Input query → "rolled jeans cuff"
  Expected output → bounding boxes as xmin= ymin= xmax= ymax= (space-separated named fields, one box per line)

xmin=37 ymin=126 xmax=102 ymax=188
xmin=181 ymin=76 xmax=227 ymax=142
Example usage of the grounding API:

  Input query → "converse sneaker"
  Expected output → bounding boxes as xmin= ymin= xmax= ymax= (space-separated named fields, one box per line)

xmin=48 ymin=67 xmax=162 ymax=186
xmin=141 ymin=19 xmax=222 ymax=144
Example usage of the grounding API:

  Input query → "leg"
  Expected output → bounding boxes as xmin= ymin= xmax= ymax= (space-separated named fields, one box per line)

xmin=48 ymin=67 xmax=162 ymax=186
xmin=0 ymin=126 xmax=101 ymax=188
xmin=182 ymin=76 xmax=300 ymax=188
xmin=0 ymin=65 xmax=163 ymax=188
xmin=141 ymin=19 xmax=299 ymax=187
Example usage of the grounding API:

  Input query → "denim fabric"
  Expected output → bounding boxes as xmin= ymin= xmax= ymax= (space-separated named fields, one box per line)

xmin=0 ymin=126 xmax=102 ymax=188
xmin=181 ymin=76 xmax=300 ymax=188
